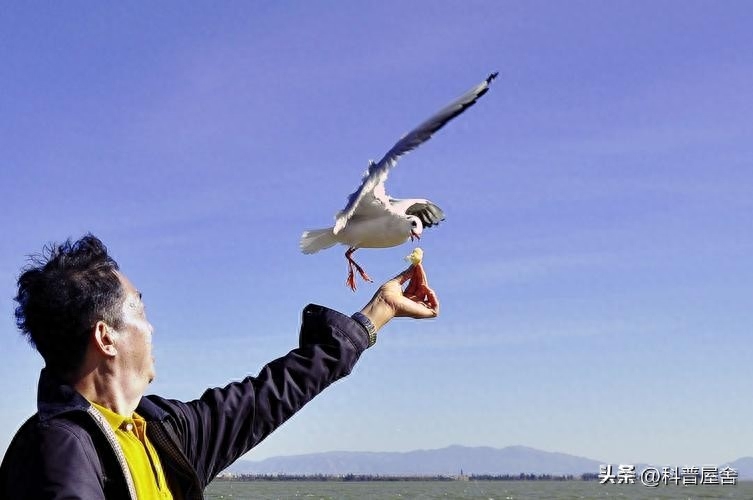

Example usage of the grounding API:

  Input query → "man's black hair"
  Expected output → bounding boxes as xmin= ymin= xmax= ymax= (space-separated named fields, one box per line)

xmin=14 ymin=234 xmax=124 ymax=378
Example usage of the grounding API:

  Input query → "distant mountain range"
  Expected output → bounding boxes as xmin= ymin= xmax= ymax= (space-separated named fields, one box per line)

xmin=730 ymin=457 xmax=753 ymax=479
xmin=226 ymin=445 xmax=751 ymax=478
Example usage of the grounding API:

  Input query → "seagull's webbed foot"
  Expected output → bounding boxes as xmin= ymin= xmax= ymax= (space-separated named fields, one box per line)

xmin=345 ymin=247 xmax=372 ymax=292
xmin=351 ymin=261 xmax=372 ymax=283
xmin=346 ymin=266 xmax=358 ymax=292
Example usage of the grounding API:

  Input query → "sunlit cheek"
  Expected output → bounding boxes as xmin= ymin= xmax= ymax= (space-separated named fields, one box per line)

xmin=137 ymin=320 xmax=154 ymax=344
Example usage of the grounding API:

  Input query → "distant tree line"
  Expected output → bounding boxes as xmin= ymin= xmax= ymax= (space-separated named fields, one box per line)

xmin=469 ymin=473 xmax=578 ymax=481
xmin=218 ymin=474 xmax=457 ymax=482
xmin=216 ymin=473 xmax=598 ymax=482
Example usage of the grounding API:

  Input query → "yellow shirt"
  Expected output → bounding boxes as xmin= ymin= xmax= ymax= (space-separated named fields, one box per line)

xmin=90 ymin=402 xmax=173 ymax=499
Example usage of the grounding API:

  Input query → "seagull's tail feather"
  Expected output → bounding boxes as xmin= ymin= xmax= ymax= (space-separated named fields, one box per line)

xmin=300 ymin=228 xmax=338 ymax=254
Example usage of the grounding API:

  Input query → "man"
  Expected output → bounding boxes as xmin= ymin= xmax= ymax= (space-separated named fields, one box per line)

xmin=0 ymin=234 xmax=438 ymax=499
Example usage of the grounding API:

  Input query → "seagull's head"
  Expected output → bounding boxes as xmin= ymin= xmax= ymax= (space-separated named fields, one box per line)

xmin=406 ymin=215 xmax=423 ymax=242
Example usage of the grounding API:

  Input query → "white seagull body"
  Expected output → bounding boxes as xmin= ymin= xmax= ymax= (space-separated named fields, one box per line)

xmin=301 ymin=72 xmax=498 ymax=290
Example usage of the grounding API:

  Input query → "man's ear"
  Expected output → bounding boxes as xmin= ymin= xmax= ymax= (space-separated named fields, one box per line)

xmin=93 ymin=321 xmax=117 ymax=357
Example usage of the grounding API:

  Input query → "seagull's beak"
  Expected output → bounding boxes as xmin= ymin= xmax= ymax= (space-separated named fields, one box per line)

xmin=410 ymin=230 xmax=421 ymax=242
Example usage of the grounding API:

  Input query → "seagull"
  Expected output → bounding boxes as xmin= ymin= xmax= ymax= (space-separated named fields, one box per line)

xmin=300 ymin=72 xmax=498 ymax=291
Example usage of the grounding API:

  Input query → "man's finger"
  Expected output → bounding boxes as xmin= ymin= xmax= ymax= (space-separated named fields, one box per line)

xmin=403 ymin=280 xmax=418 ymax=298
xmin=399 ymin=296 xmax=438 ymax=318
xmin=392 ymin=265 xmax=414 ymax=285
xmin=425 ymin=286 xmax=440 ymax=312
xmin=410 ymin=263 xmax=427 ymax=285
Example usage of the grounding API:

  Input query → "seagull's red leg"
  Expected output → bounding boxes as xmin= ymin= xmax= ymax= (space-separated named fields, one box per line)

xmin=345 ymin=247 xmax=372 ymax=290
xmin=345 ymin=249 xmax=357 ymax=291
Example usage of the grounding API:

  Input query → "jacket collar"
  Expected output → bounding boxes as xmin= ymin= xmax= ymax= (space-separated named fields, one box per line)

xmin=36 ymin=368 xmax=170 ymax=423
xmin=37 ymin=368 xmax=90 ymax=422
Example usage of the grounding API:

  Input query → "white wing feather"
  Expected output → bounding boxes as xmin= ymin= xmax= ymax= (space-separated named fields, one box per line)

xmin=332 ymin=72 xmax=498 ymax=234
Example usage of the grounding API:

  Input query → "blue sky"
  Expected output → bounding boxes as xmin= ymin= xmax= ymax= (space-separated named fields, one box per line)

xmin=1 ymin=1 xmax=752 ymax=468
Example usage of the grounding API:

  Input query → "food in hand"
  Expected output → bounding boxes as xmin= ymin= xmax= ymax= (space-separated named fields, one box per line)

xmin=404 ymin=248 xmax=423 ymax=265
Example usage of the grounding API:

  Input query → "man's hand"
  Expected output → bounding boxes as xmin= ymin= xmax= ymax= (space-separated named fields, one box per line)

xmin=358 ymin=264 xmax=439 ymax=332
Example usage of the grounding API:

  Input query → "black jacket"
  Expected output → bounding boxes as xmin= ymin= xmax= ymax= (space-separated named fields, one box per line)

xmin=0 ymin=304 xmax=368 ymax=499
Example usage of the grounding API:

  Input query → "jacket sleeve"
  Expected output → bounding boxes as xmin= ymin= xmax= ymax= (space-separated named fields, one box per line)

xmin=153 ymin=304 xmax=369 ymax=486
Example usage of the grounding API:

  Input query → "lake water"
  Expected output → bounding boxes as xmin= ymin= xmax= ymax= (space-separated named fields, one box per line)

xmin=205 ymin=480 xmax=753 ymax=499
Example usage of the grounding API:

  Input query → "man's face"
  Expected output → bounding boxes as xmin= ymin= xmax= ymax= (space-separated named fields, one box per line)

xmin=113 ymin=272 xmax=156 ymax=385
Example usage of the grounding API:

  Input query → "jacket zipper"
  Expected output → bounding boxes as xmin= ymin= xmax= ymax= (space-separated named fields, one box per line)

xmin=86 ymin=406 xmax=138 ymax=500
xmin=148 ymin=422 xmax=204 ymax=500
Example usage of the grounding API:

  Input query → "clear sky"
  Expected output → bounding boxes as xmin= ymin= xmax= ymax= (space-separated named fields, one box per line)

xmin=1 ymin=1 xmax=752 ymax=468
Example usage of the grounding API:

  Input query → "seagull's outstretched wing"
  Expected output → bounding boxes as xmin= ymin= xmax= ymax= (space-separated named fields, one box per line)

xmin=333 ymin=72 xmax=498 ymax=234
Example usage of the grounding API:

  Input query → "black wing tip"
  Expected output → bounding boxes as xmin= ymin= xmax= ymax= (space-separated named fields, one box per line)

xmin=406 ymin=202 xmax=446 ymax=229
xmin=425 ymin=216 xmax=446 ymax=228
xmin=486 ymin=72 xmax=499 ymax=84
